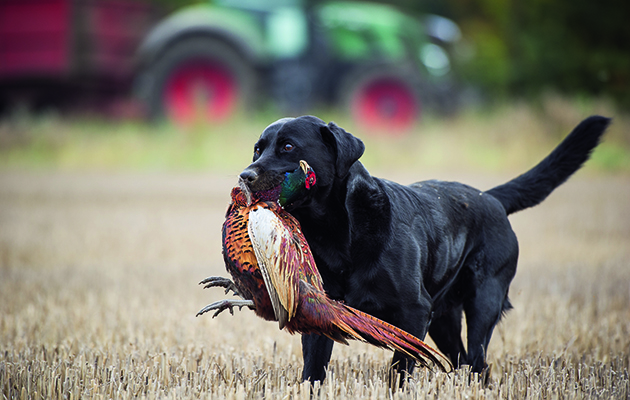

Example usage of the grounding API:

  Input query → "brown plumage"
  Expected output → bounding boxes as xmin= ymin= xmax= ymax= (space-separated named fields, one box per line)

xmin=198 ymin=164 xmax=451 ymax=372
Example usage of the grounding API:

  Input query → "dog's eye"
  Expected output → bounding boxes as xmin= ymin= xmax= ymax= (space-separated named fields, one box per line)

xmin=254 ymin=146 xmax=261 ymax=156
xmin=283 ymin=143 xmax=294 ymax=152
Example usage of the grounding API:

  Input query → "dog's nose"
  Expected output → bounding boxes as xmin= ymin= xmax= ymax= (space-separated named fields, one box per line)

xmin=239 ymin=169 xmax=258 ymax=184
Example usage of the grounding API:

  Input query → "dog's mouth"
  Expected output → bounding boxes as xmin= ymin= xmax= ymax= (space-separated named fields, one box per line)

xmin=240 ymin=161 xmax=317 ymax=209
xmin=241 ymin=170 xmax=286 ymax=193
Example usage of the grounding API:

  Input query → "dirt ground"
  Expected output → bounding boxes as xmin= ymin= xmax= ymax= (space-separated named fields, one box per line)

xmin=1 ymin=170 xmax=629 ymax=398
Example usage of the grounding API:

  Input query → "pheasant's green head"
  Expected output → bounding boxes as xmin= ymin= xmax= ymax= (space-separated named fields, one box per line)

xmin=279 ymin=160 xmax=316 ymax=208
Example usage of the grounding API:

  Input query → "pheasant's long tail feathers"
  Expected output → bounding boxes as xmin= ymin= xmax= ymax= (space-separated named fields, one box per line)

xmin=296 ymin=285 xmax=452 ymax=372
xmin=338 ymin=304 xmax=452 ymax=372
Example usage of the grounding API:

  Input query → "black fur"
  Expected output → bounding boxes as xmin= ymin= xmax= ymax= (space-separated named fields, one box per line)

xmin=486 ymin=116 xmax=609 ymax=214
xmin=239 ymin=115 xmax=610 ymax=383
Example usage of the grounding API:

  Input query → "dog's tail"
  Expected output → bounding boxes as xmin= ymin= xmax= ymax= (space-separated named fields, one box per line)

xmin=486 ymin=116 xmax=610 ymax=216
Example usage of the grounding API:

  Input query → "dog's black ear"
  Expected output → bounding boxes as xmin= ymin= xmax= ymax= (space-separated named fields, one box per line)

xmin=321 ymin=121 xmax=365 ymax=178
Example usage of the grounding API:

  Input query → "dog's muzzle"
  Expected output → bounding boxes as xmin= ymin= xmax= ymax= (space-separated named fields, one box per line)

xmin=239 ymin=169 xmax=258 ymax=185
xmin=239 ymin=167 xmax=284 ymax=192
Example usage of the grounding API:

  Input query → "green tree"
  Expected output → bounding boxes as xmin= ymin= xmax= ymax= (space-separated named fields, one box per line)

xmin=387 ymin=0 xmax=630 ymax=107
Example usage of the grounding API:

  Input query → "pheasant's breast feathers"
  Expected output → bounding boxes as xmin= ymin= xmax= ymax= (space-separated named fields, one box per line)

xmin=222 ymin=204 xmax=262 ymax=292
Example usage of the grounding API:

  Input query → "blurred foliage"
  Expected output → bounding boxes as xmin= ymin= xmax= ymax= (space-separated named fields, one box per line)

xmin=392 ymin=0 xmax=630 ymax=108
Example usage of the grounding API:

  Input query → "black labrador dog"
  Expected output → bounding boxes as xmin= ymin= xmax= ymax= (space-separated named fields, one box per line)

xmin=239 ymin=115 xmax=610 ymax=382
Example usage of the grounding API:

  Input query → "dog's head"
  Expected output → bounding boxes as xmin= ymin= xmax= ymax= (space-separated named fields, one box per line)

xmin=240 ymin=115 xmax=365 ymax=209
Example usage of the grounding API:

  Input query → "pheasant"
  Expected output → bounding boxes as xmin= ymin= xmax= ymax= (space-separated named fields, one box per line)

xmin=197 ymin=161 xmax=451 ymax=372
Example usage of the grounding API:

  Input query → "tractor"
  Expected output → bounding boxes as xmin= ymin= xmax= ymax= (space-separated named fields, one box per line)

xmin=134 ymin=0 xmax=462 ymax=130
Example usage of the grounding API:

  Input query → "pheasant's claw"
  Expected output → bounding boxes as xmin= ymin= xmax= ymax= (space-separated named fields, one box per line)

xmin=196 ymin=299 xmax=255 ymax=318
xmin=199 ymin=276 xmax=241 ymax=296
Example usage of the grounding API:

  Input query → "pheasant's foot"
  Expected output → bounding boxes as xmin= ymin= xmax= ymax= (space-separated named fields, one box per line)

xmin=199 ymin=276 xmax=241 ymax=296
xmin=196 ymin=299 xmax=255 ymax=318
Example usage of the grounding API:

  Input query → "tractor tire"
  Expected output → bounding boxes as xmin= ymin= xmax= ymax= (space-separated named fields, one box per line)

xmin=340 ymin=66 xmax=423 ymax=133
xmin=140 ymin=37 xmax=256 ymax=124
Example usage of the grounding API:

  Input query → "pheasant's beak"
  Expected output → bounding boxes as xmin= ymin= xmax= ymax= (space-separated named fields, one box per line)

xmin=299 ymin=160 xmax=310 ymax=174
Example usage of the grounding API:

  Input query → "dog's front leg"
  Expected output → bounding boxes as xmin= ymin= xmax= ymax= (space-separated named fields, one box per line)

xmin=388 ymin=291 xmax=434 ymax=387
xmin=301 ymin=333 xmax=335 ymax=383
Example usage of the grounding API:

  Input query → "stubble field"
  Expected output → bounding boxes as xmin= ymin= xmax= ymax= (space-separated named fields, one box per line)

xmin=1 ymin=165 xmax=628 ymax=399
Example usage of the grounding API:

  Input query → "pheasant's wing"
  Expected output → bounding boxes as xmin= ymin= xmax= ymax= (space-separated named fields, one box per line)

xmin=248 ymin=205 xmax=300 ymax=329
xmin=277 ymin=210 xmax=324 ymax=291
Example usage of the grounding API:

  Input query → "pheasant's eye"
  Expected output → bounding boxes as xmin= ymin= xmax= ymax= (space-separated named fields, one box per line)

xmin=283 ymin=143 xmax=294 ymax=152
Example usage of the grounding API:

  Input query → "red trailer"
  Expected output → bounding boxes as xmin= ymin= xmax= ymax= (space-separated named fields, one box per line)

xmin=0 ymin=0 xmax=159 ymax=115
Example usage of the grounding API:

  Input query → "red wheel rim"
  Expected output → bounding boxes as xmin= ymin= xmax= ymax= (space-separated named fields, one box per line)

xmin=352 ymin=79 xmax=419 ymax=131
xmin=163 ymin=60 xmax=237 ymax=124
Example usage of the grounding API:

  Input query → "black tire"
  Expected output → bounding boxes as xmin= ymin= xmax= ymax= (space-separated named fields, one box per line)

xmin=138 ymin=37 xmax=256 ymax=123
